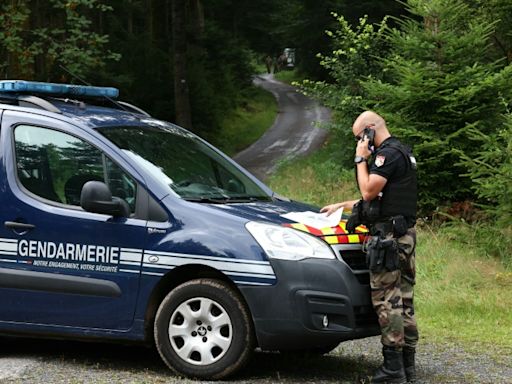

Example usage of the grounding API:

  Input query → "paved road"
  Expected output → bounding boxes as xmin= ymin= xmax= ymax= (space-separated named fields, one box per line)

xmin=234 ymin=74 xmax=329 ymax=181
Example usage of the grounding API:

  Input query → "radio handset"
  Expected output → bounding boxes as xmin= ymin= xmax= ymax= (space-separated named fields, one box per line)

xmin=361 ymin=127 xmax=376 ymax=152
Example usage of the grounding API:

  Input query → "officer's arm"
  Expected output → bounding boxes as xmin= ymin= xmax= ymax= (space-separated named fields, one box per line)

xmin=320 ymin=200 xmax=359 ymax=216
xmin=355 ymin=137 xmax=388 ymax=201
xmin=356 ymin=163 xmax=387 ymax=201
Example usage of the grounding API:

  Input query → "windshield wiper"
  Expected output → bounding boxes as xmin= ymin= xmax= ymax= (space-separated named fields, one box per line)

xmin=184 ymin=195 xmax=271 ymax=204
xmin=183 ymin=196 xmax=229 ymax=204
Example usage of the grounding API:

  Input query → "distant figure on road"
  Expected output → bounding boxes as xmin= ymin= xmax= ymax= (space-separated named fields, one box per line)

xmin=273 ymin=55 xmax=280 ymax=73
xmin=278 ymin=53 xmax=287 ymax=71
xmin=265 ymin=55 xmax=273 ymax=74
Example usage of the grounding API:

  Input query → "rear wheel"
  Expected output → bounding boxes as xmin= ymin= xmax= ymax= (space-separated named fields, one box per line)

xmin=154 ymin=279 xmax=254 ymax=379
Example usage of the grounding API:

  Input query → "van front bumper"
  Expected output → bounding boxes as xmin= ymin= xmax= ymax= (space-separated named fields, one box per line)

xmin=239 ymin=256 xmax=380 ymax=351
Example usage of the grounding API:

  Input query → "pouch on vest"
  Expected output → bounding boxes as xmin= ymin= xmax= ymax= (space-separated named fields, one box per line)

xmin=362 ymin=194 xmax=382 ymax=224
xmin=391 ymin=215 xmax=408 ymax=238
xmin=346 ymin=200 xmax=364 ymax=232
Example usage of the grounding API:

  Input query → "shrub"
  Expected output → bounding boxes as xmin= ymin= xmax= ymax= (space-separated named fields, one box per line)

xmin=303 ymin=0 xmax=512 ymax=214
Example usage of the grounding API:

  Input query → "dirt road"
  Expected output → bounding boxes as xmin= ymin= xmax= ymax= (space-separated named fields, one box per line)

xmin=2 ymin=335 xmax=511 ymax=383
xmin=234 ymin=74 xmax=329 ymax=181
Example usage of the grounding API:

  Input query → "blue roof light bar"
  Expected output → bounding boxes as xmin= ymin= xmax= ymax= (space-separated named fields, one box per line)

xmin=0 ymin=80 xmax=119 ymax=99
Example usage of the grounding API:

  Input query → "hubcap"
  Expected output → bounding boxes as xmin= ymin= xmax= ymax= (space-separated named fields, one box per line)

xmin=168 ymin=297 xmax=233 ymax=365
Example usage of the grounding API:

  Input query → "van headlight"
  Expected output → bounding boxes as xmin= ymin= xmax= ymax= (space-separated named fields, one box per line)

xmin=245 ymin=221 xmax=335 ymax=261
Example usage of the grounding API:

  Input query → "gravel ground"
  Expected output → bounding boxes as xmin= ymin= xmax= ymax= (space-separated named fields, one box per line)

xmin=1 ymin=336 xmax=511 ymax=383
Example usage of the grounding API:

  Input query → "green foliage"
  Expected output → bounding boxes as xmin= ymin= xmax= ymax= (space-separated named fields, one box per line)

xmin=362 ymin=0 xmax=512 ymax=212
xmin=0 ymin=0 xmax=118 ymax=80
xmin=458 ymin=116 xmax=512 ymax=265
xmin=269 ymin=140 xmax=359 ymax=207
xmin=274 ymin=69 xmax=305 ymax=85
xmin=187 ymin=23 xmax=257 ymax=140
xmin=461 ymin=116 xmax=512 ymax=226
xmin=465 ymin=0 xmax=512 ymax=63
xmin=215 ymin=86 xmax=277 ymax=156
xmin=303 ymin=0 xmax=512 ymax=213
xmin=301 ymin=13 xmax=390 ymax=166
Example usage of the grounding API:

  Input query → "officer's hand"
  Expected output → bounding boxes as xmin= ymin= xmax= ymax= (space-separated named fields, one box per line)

xmin=320 ymin=203 xmax=343 ymax=217
xmin=356 ymin=136 xmax=372 ymax=159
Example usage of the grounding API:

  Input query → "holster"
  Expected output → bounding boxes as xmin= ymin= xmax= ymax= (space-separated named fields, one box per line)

xmin=366 ymin=235 xmax=400 ymax=273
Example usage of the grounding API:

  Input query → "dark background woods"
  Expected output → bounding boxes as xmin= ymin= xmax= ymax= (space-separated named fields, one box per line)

xmin=0 ymin=0 xmax=403 ymax=140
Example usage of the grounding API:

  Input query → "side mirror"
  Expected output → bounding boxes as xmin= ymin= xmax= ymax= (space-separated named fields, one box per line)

xmin=80 ymin=181 xmax=130 ymax=217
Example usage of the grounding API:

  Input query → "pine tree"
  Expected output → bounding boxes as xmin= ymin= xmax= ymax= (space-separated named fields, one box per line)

xmin=360 ymin=0 xmax=512 ymax=211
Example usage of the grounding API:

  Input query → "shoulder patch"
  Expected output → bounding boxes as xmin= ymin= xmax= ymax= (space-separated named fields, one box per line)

xmin=375 ymin=155 xmax=386 ymax=167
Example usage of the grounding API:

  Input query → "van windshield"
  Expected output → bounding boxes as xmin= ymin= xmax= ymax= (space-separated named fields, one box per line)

xmin=97 ymin=125 xmax=270 ymax=202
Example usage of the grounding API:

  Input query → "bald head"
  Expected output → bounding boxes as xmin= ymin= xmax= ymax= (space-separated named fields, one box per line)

xmin=352 ymin=111 xmax=390 ymax=147
xmin=352 ymin=111 xmax=386 ymax=135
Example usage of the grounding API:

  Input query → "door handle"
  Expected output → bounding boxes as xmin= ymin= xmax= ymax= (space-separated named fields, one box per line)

xmin=4 ymin=221 xmax=36 ymax=231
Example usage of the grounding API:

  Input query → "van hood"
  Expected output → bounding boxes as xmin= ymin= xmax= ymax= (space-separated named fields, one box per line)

xmin=205 ymin=199 xmax=368 ymax=246
xmin=204 ymin=199 xmax=316 ymax=225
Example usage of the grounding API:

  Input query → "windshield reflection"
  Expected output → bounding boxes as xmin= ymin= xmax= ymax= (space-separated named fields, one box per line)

xmin=98 ymin=125 xmax=270 ymax=202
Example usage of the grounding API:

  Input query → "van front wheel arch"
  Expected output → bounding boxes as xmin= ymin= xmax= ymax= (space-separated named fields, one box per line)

xmin=154 ymin=278 xmax=254 ymax=379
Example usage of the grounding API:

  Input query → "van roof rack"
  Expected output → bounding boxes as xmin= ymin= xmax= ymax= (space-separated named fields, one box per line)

xmin=0 ymin=94 xmax=62 ymax=113
xmin=0 ymin=80 xmax=151 ymax=117
xmin=116 ymin=101 xmax=151 ymax=117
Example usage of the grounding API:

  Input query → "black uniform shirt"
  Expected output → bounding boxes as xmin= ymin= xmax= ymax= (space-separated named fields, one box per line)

xmin=369 ymin=137 xmax=408 ymax=181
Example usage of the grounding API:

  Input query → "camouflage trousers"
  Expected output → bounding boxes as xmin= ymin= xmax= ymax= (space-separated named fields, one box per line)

xmin=369 ymin=227 xmax=419 ymax=349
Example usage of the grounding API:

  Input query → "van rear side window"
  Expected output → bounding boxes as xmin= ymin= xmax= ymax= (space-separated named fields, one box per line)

xmin=14 ymin=125 xmax=137 ymax=211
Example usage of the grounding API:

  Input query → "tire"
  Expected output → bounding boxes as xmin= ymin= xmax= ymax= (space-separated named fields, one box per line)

xmin=154 ymin=278 xmax=255 ymax=380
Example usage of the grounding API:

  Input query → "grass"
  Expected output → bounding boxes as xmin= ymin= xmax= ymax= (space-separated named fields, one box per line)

xmin=268 ymin=138 xmax=359 ymax=207
xmin=268 ymin=139 xmax=512 ymax=353
xmin=216 ymin=85 xmax=277 ymax=156
xmin=415 ymin=224 xmax=512 ymax=353
xmin=273 ymin=69 xmax=306 ymax=85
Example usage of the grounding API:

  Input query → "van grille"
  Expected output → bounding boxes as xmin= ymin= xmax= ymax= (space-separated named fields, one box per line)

xmin=339 ymin=250 xmax=368 ymax=270
xmin=339 ymin=250 xmax=370 ymax=285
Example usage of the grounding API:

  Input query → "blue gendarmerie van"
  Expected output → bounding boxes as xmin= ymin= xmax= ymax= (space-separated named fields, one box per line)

xmin=0 ymin=81 xmax=378 ymax=379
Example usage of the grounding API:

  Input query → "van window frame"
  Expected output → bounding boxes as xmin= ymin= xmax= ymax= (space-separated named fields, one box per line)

xmin=10 ymin=122 xmax=143 ymax=217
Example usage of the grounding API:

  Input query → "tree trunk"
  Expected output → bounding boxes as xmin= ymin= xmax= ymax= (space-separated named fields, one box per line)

xmin=147 ymin=0 xmax=154 ymax=43
xmin=189 ymin=0 xmax=204 ymax=39
xmin=171 ymin=0 xmax=193 ymax=129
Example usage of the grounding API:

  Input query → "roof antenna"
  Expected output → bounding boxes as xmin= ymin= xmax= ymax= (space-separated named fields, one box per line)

xmin=58 ymin=64 xmax=140 ymax=117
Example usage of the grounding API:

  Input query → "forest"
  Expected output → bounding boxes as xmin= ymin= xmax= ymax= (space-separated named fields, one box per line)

xmin=1 ymin=0 xmax=511 ymax=262
xmin=0 ymin=0 xmax=403 ymax=136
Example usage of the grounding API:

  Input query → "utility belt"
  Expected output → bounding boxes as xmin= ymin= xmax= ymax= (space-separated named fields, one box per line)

xmin=364 ymin=216 xmax=412 ymax=274
xmin=346 ymin=200 xmax=415 ymax=274
xmin=346 ymin=200 xmax=414 ymax=236
xmin=370 ymin=216 xmax=412 ymax=237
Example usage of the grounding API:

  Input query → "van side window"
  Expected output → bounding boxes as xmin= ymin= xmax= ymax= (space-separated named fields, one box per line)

xmin=14 ymin=125 xmax=137 ymax=213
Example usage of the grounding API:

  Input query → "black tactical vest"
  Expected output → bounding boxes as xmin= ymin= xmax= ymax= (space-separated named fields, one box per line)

xmin=378 ymin=141 xmax=417 ymax=222
xmin=356 ymin=138 xmax=418 ymax=225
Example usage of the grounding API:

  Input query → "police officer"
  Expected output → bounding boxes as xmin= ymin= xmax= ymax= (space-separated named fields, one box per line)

xmin=321 ymin=111 xmax=418 ymax=384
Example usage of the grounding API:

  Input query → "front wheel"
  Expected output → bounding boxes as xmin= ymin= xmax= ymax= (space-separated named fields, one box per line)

xmin=154 ymin=278 xmax=254 ymax=379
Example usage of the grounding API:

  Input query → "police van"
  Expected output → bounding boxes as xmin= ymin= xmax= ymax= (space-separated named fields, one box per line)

xmin=0 ymin=80 xmax=378 ymax=379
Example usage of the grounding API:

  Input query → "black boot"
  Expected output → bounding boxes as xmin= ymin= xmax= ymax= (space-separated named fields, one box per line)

xmin=403 ymin=346 xmax=416 ymax=383
xmin=370 ymin=346 xmax=407 ymax=384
